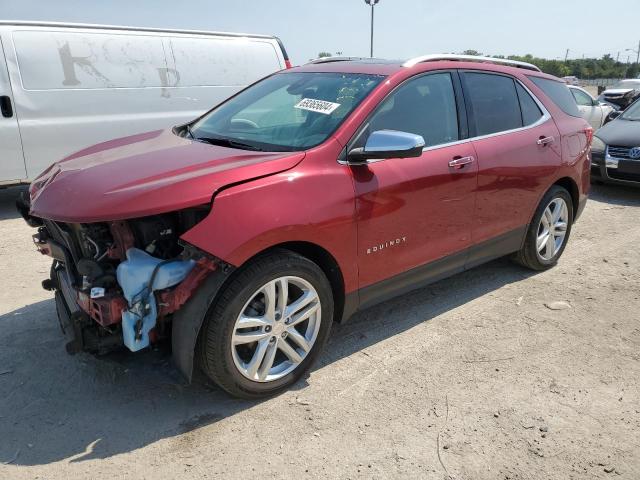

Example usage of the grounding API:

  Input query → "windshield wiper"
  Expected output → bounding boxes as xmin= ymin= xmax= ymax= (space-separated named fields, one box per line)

xmin=185 ymin=124 xmax=196 ymax=139
xmin=195 ymin=136 xmax=264 ymax=151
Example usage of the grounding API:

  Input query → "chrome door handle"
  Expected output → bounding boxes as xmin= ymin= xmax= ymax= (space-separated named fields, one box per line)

xmin=448 ymin=155 xmax=475 ymax=169
xmin=537 ymin=136 xmax=554 ymax=146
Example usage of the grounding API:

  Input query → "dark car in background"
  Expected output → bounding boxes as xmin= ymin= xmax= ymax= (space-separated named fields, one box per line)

xmin=591 ymin=97 xmax=640 ymax=185
xmin=598 ymin=79 xmax=640 ymax=110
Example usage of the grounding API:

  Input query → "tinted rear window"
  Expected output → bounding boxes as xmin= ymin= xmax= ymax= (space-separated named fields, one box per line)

xmin=462 ymin=72 xmax=522 ymax=136
xmin=527 ymin=76 xmax=581 ymax=117
xmin=515 ymin=83 xmax=543 ymax=125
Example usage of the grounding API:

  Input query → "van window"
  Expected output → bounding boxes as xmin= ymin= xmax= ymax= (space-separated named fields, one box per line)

xmin=166 ymin=37 xmax=282 ymax=87
xmin=527 ymin=76 xmax=581 ymax=117
xmin=13 ymin=31 xmax=166 ymax=90
xmin=463 ymin=72 xmax=522 ymax=136
xmin=515 ymin=83 xmax=543 ymax=125
xmin=364 ymin=72 xmax=459 ymax=147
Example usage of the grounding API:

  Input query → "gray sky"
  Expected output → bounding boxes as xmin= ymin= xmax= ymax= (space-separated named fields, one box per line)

xmin=2 ymin=0 xmax=639 ymax=64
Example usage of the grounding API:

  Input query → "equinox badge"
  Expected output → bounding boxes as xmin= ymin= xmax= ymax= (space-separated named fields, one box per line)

xmin=367 ymin=237 xmax=407 ymax=255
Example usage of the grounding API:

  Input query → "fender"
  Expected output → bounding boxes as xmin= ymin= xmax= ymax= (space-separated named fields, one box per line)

xmin=180 ymin=140 xmax=360 ymax=293
xmin=172 ymin=261 xmax=234 ymax=381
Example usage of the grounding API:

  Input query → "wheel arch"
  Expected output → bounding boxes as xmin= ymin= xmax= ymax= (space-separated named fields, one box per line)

xmin=251 ymin=241 xmax=347 ymax=324
xmin=552 ymin=176 xmax=579 ymax=222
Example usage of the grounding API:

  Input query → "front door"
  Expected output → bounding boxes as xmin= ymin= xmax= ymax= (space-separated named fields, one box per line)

xmin=0 ymin=36 xmax=26 ymax=183
xmin=350 ymin=71 xmax=478 ymax=293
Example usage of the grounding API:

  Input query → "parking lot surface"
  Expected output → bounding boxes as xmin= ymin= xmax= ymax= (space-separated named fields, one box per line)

xmin=0 ymin=184 xmax=639 ymax=480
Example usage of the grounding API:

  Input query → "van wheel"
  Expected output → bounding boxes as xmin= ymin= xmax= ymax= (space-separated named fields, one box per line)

xmin=513 ymin=185 xmax=574 ymax=271
xmin=198 ymin=250 xmax=333 ymax=399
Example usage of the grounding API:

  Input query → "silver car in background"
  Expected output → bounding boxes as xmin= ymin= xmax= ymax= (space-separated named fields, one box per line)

xmin=0 ymin=21 xmax=290 ymax=186
xmin=569 ymin=85 xmax=614 ymax=129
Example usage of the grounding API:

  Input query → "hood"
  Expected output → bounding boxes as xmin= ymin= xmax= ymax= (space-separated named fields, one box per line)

xmin=602 ymin=88 xmax=636 ymax=96
xmin=596 ymin=119 xmax=640 ymax=147
xmin=29 ymin=129 xmax=305 ymax=223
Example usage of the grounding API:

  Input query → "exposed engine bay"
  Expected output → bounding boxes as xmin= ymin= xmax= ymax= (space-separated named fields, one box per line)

xmin=24 ymin=203 xmax=221 ymax=356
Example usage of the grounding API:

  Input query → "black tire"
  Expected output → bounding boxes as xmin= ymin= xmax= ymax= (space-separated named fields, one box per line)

xmin=513 ymin=185 xmax=574 ymax=271
xmin=198 ymin=249 xmax=334 ymax=399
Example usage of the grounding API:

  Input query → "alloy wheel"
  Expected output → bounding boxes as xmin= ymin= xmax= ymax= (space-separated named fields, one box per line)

xmin=231 ymin=276 xmax=322 ymax=382
xmin=536 ymin=197 xmax=569 ymax=261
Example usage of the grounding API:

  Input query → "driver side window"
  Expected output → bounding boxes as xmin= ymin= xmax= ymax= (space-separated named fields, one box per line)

xmin=571 ymin=88 xmax=594 ymax=107
xmin=356 ymin=73 xmax=459 ymax=149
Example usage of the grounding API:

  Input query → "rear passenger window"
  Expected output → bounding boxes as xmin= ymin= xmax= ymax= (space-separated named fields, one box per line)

xmin=515 ymin=83 xmax=543 ymax=126
xmin=463 ymin=73 xmax=522 ymax=136
xmin=527 ymin=76 xmax=581 ymax=117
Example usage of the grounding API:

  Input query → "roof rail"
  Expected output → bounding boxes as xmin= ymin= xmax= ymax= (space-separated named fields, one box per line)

xmin=307 ymin=56 xmax=373 ymax=65
xmin=402 ymin=54 xmax=541 ymax=72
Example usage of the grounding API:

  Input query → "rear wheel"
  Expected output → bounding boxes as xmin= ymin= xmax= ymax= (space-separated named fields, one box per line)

xmin=198 ymin=250 xmax=333 ymax=399
xmin=513 ymin=185 xmax=573 ymax=271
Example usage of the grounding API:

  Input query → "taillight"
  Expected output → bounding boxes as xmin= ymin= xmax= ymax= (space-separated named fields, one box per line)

xmin=285 ymin=59 xmax=292 ymax=69
xmin=584 ymin=126 xmax=594 ymax=145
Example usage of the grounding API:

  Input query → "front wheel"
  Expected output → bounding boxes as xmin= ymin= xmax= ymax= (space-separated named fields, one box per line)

xmin=513 ymin=185 xmax=574 ymax=271
xmin=198 ymin=250 xmax=334 ymax=399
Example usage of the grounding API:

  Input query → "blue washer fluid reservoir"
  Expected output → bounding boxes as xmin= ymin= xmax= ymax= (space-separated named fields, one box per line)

xmin=116 ymin=248 xmax=195 ymax=352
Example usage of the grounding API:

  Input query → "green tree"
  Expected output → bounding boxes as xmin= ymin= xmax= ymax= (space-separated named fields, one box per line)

xmin=317 ymin=52 xmax=332 ymax=58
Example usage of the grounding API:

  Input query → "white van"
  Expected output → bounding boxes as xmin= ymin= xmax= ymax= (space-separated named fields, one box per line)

xmin=0 ymin=21 xmax=290 ymax=185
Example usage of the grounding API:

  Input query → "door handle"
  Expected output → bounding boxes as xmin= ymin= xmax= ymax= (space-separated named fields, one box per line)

xmin=448 ymin=155 xmax=475 ymax=169
xmin=536 ymin=135 xmax=554 ymax=146
xmin=0 ymin=96 xmax=13 ymax=118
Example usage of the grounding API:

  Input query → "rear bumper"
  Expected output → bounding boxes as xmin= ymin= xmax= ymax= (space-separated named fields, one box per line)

xmin=591 ymin=151 xmax=640 ymax=187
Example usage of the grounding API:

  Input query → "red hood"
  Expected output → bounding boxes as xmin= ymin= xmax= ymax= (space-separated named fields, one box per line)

xmin=29 ymin=129 xmax=305 ymax=222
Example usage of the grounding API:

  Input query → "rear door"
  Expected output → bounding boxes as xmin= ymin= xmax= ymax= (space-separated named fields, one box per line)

xmin=0 ymin=35 xmax=26 ymax=183
xmin=460 ymin=71 xmax=561 ymax=255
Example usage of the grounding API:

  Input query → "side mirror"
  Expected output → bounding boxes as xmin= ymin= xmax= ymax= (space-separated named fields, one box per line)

xmin=348 ymin=130 xmax=425 ymax=162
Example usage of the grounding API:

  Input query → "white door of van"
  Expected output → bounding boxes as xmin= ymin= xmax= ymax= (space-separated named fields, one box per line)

xmin=0 ymin=37 xmax=26 ymax=183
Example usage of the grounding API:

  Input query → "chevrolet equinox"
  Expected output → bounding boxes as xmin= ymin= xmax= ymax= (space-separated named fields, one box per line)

xmin=19 ymin=55 xmax=592 ymax=398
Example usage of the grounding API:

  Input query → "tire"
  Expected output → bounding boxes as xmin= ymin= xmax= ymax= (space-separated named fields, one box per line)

xmin=513 ymin=185 xmax=574 ymax=271
xmin=198 ymin=249 xmax=334 ymax=399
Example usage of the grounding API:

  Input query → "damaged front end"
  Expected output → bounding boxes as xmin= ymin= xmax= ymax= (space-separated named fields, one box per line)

xmin=21 ymin=196 xmax=230 ymax=376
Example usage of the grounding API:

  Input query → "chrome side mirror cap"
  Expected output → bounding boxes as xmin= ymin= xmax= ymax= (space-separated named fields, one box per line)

xmin=348 ymin=130 xmax=425 ymax=162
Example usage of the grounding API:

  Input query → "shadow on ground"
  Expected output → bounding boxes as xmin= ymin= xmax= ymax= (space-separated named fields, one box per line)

xmin=0 ymin=186 xmax=27 ymax=221
xmin=0 ymin=183 xmax=636 ymax=467
xmin=1 ymin=256 xmax=535 ymax=467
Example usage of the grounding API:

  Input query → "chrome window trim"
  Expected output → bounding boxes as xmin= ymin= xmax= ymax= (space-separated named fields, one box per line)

xmin=339 ymin=75 xmax=551 ymax=166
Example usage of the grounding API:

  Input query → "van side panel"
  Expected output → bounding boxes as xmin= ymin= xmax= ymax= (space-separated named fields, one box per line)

xmin=0 ymin=33 xmax=27 ymax=183
xmin=4 ymin=26 xmax=284 ymax=180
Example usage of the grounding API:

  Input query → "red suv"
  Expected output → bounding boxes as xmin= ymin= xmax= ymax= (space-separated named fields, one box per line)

xmin=21 ymin=55 xmax=592 ymax=398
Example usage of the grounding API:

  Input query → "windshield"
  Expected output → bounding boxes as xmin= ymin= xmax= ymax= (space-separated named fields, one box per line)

xmin=190 ymin=72 xmax=384 ymax=151
xmin=611 ymin=80 xmax=640 ymax=89
xmin=621 ymin=99 xmax=640 ymax=120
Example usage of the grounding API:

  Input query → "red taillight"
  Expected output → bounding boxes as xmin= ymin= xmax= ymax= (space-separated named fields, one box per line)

xmin=285 ymin=59 xmax=292 ymax=69
xmin=584 ymin=126 xmax=594 ymax=145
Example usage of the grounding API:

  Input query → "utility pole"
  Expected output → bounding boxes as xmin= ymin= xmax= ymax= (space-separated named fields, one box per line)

xmin=364 ymin=0 xmax=380 ymax=58
xmin=616 ymin=51 xmax=620 ymax=62
xmin=564 ymin=48 xmax=569 ymax=62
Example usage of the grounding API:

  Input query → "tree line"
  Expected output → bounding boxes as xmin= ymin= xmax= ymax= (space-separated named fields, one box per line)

xmin=462 ymin=50 xmax=639 ymax=79
xmin=315 ymin=50 xmax=640 ymax=79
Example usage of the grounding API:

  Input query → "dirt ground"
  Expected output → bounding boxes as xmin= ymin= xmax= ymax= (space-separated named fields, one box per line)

xmin=0 ymin=183 xmax=639 ymax=480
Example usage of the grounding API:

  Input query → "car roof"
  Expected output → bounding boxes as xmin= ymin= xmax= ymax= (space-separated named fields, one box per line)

xmin=291 ymin=56 xmax=559 ymax=82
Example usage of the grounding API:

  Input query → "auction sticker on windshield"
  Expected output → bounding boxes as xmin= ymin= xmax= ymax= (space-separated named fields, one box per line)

xmin=294 ymin=98 xmax=341 ymax=115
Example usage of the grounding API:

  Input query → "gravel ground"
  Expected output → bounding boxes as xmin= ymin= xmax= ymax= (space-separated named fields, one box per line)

xmin=0 ymin=183 xmax=639 ymax=480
